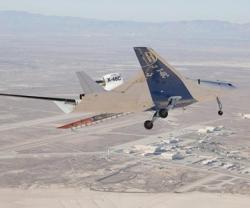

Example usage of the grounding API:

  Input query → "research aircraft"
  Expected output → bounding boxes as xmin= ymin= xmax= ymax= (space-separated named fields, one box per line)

xmin=0 ymin=47 xmax=235 ymax=130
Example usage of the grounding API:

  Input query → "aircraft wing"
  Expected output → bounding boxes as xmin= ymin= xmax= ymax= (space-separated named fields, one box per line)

xmin=195 ymin=79 xmax=236 ymax=89
xmin=58 ymin=113 xmax=124 ymax=129
xmin=184 ymin=78 xmax=236 ymax=103
xmin=190 ymin=79 xmax=236 ymax=90
xmin=0 ymin=93 xmax=76 ymax=104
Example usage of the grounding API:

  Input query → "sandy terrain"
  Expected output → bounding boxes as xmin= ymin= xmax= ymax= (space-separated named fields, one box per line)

xmin=0 ymin=34 xmax=250 ymax=207
xmin=1 ymin=188 xmax=250 ymax=208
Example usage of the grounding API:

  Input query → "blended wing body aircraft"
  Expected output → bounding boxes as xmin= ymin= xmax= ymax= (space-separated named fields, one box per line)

xmin=0 ymin=47 xmax=235 ymax=129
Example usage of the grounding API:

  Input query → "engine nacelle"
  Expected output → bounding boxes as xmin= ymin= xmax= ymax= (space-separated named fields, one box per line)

xmin=102 ymin=73 xmax=124 ymax=91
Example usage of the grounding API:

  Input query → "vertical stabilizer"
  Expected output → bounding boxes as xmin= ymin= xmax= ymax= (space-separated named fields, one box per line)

xmin=134 ymin=47 xmax=195 ymax=109
xmin=76 ymin=71 xmax=105 ymax=94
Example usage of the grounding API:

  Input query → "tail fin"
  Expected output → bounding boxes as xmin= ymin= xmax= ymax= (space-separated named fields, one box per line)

xmin=76 ymin=71 xmax=105 ymax=94
xmin=134 ymin=47 xmax=194 ymax=109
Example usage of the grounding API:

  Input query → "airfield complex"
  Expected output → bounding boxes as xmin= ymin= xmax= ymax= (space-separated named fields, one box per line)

xmin=0 ymin=63 xmax=250 ymax=196
xmin=0 ymin=103 xmax=250 ymax=194
xmin=0 ymin=13 xmax=250 ymax=206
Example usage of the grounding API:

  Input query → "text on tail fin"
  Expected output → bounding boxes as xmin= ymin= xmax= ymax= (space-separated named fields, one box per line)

xmin=134 ymin=47 xmax=195 ymax=109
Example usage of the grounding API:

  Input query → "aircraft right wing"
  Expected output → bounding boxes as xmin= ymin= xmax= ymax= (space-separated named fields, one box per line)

xmin=194 ymin=79 xmax=236 ymax=89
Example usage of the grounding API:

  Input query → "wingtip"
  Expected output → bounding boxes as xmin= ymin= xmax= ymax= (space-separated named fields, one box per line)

xmin=133 ymin=46 xmax=149 ymax=51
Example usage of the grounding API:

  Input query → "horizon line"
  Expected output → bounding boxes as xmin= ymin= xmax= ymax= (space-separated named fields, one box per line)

xmin=0 ymin=10 xmax=249 ymax=25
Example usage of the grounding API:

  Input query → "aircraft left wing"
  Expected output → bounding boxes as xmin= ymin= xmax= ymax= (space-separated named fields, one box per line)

xmin=0 ymin=93 xmax=77 ymax=104
xmin=0 ymin=93 xmax=78 ymax=114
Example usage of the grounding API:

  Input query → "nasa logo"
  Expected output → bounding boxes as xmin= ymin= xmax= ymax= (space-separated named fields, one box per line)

xmin=144 ymin=52 xmax=157 ymax=65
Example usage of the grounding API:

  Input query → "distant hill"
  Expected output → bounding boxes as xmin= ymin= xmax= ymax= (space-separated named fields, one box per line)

xmin=0 ymin=11 xmax=250 ymax=39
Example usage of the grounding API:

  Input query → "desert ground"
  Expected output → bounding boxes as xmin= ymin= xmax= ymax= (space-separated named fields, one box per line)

xmin=0 ymin=34 xmax=250 ymax=207
xmin=1 ymin=189 xmax=250 ymax=208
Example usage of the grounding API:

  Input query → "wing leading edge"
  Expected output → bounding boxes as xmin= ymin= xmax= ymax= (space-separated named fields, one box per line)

xmin=0 ymin=93 xmax=76 ymax=104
